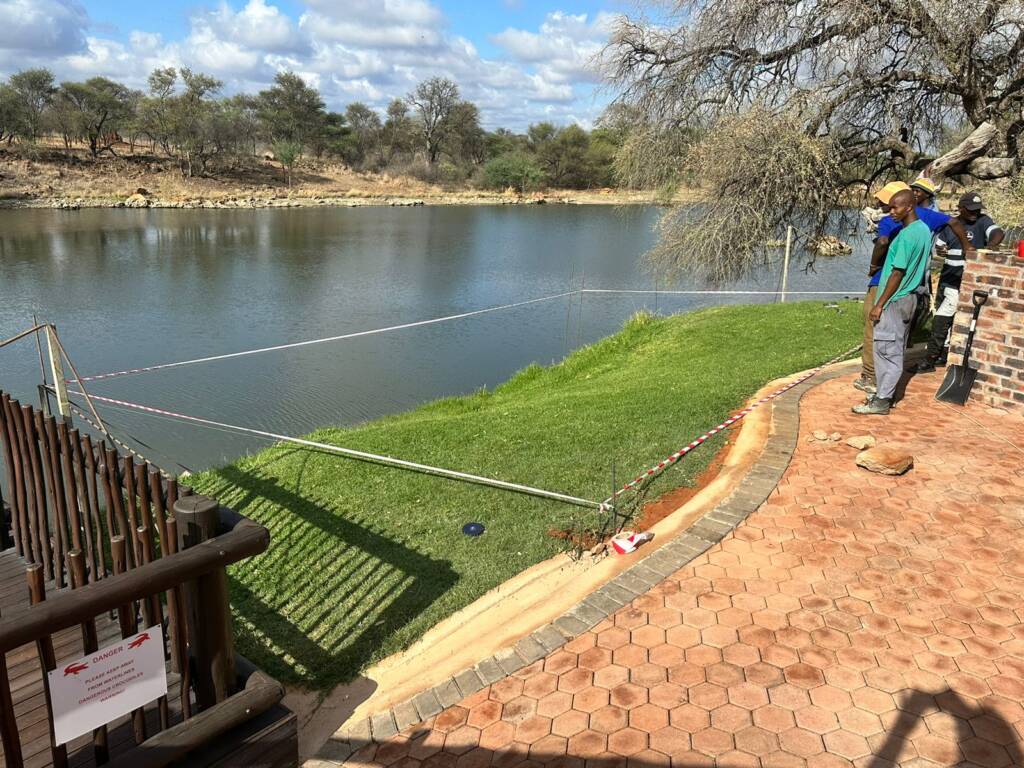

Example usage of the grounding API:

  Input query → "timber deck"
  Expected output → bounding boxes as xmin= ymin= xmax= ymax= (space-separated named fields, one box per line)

xmin=0 ymin=546 xmax=189 ymax=768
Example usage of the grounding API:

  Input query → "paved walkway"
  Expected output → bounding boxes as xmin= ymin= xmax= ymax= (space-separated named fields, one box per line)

xmin=337 ymin=370 xmax=1024 ymax=767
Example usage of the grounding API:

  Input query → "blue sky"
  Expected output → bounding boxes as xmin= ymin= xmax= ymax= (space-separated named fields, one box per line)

xmin=0 ymin=0 xmax=633 ymax=129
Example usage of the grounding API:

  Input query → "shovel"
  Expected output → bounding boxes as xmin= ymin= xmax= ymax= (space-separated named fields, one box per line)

xmin=935 ymin=290 xmax=989 ymax=405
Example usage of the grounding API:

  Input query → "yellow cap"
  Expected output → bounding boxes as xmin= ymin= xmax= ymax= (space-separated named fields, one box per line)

xmin=910 ymin=177 xmax=937 ymax=197
xmin=875 ymin=181 xmax=911 ymax=205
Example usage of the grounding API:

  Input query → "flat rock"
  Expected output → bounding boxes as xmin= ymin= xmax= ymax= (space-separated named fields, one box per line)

xmin=846 ymin=435 xmax=876 ymax=450
xmin=812 ymin=430 xmax=829 ymax=441
xmin=856 ymin=446 xmax=913 ymax=475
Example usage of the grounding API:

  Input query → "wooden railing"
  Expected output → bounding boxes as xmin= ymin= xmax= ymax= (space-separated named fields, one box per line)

xmin=0 ymin=392 xmax=292 ymax=767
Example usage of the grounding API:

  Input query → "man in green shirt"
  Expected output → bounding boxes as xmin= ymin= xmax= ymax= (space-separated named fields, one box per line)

xmin=854 ymin=189 xmax=932 ymax=415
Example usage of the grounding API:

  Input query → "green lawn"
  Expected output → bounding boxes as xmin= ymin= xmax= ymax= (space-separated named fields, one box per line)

xmin=189 ymin=301 xmax=862 ymax=690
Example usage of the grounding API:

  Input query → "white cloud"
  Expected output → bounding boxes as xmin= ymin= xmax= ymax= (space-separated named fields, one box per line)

xmin=0 ymin=0 xmax=616 ymax=130
xmin=0 ymin=0 xmax=88 ymax=54
xmin=300 ymin=0 xmax=445 ymax=50
xmin=492 ymin=11 xmax=613 ymax=84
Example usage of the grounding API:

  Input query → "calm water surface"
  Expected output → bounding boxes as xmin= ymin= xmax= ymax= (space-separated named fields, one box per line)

xmin=0 ymin=206 xmax=870 ymax=470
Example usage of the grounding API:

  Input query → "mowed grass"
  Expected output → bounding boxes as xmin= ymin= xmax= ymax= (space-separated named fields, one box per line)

xmin=189 ymin=301 xmax=862 ymax=690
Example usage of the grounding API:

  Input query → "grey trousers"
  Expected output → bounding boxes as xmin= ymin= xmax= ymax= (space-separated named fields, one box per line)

xmin=872 ymin=294 xmax=916 ymax=400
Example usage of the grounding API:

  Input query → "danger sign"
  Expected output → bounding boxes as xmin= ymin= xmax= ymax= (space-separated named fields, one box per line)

xmin=48 ymin=625 xmax=167 ymax=745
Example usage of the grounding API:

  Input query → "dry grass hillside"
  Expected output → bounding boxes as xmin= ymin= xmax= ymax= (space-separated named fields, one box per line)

xmin=0 ymin=142 xmax=664 ymax=209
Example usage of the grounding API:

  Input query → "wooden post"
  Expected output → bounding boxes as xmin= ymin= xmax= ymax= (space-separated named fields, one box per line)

xmin=781 ymin=224 xmax=793 ymax=304
xmin=111 ymin=536 xmax=147 ymax=744
xmin=174 ymin=494 xmax=235 ymax=710
xmin=26 ymin=565 xmax=69 ymax=768
xmin=45 ymin=327 xmax=71 ymax=422
xmin=67 ymin=550 xmax=108 ymax=763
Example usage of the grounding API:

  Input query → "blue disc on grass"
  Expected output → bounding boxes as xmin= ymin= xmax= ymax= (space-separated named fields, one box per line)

xmin=462 ymin=522 xmax=485 ymax=537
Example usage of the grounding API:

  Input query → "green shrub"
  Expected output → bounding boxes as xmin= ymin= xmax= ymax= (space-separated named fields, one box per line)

xmin=482 ymin=151 xmax=543 ymax=193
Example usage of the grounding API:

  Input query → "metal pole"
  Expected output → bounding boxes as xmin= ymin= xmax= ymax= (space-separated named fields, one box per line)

xmin=32 ymin=315 xmax=50 ymax=416
xmin=44 ymin=327 xmax=71 ymax=422
xmin=46 ymin=327 xmax=113 ymax=447
xmin=781 ymin=225 xmax=793 ymax=303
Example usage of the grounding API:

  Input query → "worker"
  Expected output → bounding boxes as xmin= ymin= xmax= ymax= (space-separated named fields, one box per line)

xmin=854 ymin=181 xmax=910 ymax=396
xmin=910 ymin=178 xmax=940 ymax=211
xmin=854 ymin=181 xmax=972 ymax=396
xmin=854 ymin=189 xmax=933 ymax=415
xmin=913 ymin=192 xmax=1005 ymax=373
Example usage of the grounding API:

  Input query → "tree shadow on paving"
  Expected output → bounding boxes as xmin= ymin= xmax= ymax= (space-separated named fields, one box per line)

xmin=333 ymin=686 xmax=1024 ymax=768
xmin=867 ymin=688 xmax=1024 ymax=767
xmin=201 ymin=458 xmax=458 ymax=691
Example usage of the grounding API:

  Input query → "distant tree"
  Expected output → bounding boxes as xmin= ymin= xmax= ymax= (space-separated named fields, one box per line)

xmin=528 ymin=123 xmax=592 ymax=187
xmin=57 ymin=77 xmax=132 ymax=157
xmin=138 ymin=67 xmax=179 ymax=154
xmin=443 ymin=101 xmax=486 ymax=165
xmin=0 ymin=84 xmax=25 ymax=145
xmin=309 ymin=111 xmax=350 ymax=159
xmin=272 ymin=139 xmax=302 ymax=186
xmin=222 ymin=93 xmax=261 ymax=157
xmin=167 ymin=69 xmax=223 ymax=176
xmin=257 ymin=71 xmax=326 ymax=147
xmin=483 ymin=152 xmax=543 ymax=193
xmin=8 ymin=68 xmax=55 ymax=140
xmin=381 ymin=98 xmax=415 ymax=163
xmin=121 ymin=89 xmax=146 ymax=153
xmin=407 ymin=77 xmax=459 ymax=164
xmin=343 ymin=102 xmax=382 ymax=168
xmin=485 ymin=128 xmax=526 ymax=159
xmin=584 ymin=126 xmax=622 ymax=188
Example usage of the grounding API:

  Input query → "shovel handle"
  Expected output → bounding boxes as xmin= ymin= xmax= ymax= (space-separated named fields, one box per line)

xmin=972 ymin=290 xmax=989 ymax=307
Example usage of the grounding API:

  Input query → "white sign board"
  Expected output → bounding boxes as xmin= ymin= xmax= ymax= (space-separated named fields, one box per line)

xmin=48 ymin=625 xmax=167 ymax=746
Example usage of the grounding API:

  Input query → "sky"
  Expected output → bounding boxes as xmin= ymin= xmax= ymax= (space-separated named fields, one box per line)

xmin=0 ymin=0 xmax=638 ymax=130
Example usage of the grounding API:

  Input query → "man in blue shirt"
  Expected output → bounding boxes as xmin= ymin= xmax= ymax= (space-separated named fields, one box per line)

xmin=913 ymin=191 xmax=1004 ymax=372
xmin=853 ymin=182 xmax=974 ymax=396
xmin=854 ymin=190 xmax=934 ymax=415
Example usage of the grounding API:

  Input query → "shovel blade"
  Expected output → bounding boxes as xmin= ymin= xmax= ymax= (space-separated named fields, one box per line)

xmin=935 ymin=364 xmax=978 ymax=405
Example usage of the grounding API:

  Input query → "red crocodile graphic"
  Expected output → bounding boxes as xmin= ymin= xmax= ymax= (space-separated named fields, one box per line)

xmin=127 ymin=632 xmax=151 ymax=650
xmin=64 ymin=662 xmax=89 ymax=677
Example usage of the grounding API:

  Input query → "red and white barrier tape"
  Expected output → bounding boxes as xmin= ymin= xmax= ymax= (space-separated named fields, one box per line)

xmin=602 ymin=344 xmax=862 ymax=507
xmin=72 ymin=290 xmax=579 ymax=383
xmin=66 ymin=390 xmax=606 ymax=510
xmin=73 ymin=291 xmax=862 ymax=384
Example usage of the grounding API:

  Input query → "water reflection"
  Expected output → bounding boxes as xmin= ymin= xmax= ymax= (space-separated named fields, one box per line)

xmin=0 ymin=205 xmax=869 ymax=469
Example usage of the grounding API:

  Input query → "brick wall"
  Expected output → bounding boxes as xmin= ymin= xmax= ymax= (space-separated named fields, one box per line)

xmin=948 ymin=249 xmax=1024 ymax=411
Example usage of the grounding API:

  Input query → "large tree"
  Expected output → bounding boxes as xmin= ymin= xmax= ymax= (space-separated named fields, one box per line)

xmin=57 ymin=77 xmax=132 ymax=157
xmin=609 ymin=0 xmax=1024 ymax=180
xmin=8 ymin=68 xmax=55 ymax=140
xmin=606 ymin=0 xmax=1024 ymax=279
xmin=257 ymin=71 xmax=327 ymax=147
xmin=407 ymin=77 xmax=460 ymax=164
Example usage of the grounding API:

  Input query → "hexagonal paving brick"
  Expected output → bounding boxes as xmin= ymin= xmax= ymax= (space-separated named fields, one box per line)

xmin=589 ymin=705 xmax=628 ymax=734
xmin=478 ymin=721 xmax=515 ymax=751
xmin=670 ymin=703 xmax=712 ymax=732
xmin=648 ymin=726 xmax=691 ymax=755
xmin=608 ymin=727 xmax=648 ymax=756
xmin=609 ymin=683 xmax=647 ymax=708
xmin=629 ymin=703 xmax=669 ymax=733
xmin=691 ymin=726 xmax=734 ymax=757
xmin=536 ymin=691 xmax=573 ymax=719
xmin=551 ymin=710 xmax=589 ymax=738
xmin=592 ymin=663 xmax=630 ymax=690
xmin=573 ymin=686 xmax=610 ymax=713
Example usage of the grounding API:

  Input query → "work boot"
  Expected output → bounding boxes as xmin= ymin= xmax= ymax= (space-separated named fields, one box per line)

xmin=912 ymin=358 xmax=938 ymax=374
xmin=852 ymin=397 xmax=892 ymax=415
xmin=852 ymin=377 xmax=877 ymax=395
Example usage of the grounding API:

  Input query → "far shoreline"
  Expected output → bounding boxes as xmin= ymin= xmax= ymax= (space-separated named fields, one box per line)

xmin=0 ymin=188 xmax=688 ymax=211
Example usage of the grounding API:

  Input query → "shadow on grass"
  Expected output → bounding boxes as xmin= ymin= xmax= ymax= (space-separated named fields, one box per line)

xmin=202 ymin=458 xmax=459 ymax=691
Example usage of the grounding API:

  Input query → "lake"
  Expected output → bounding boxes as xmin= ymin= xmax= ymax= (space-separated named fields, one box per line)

xmin=0 ymin=205 xmax=870 ymax=470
